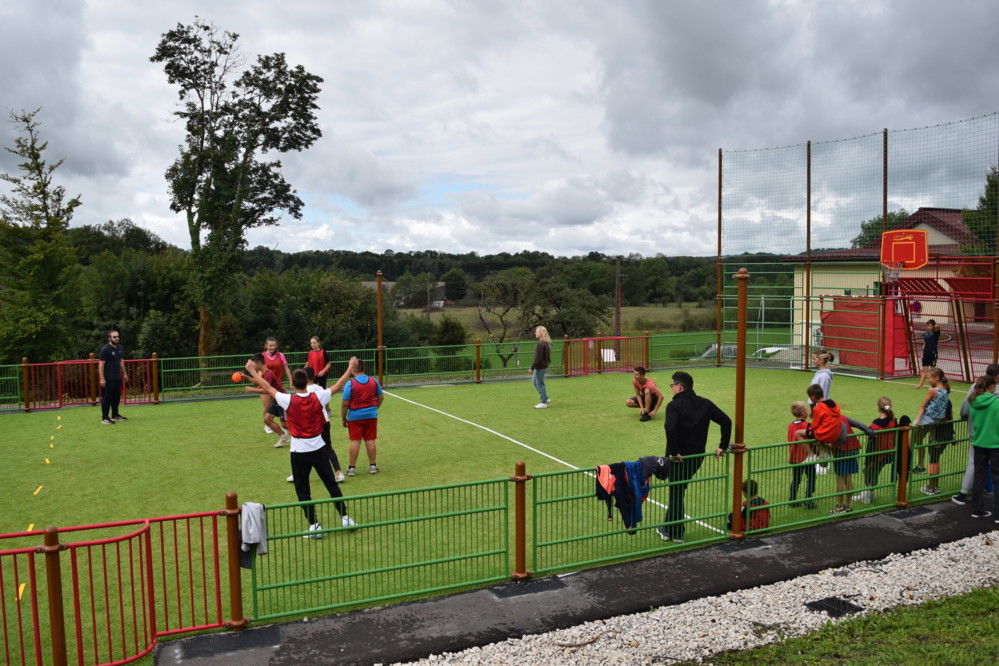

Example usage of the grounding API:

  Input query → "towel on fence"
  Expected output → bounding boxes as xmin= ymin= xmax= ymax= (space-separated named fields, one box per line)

xmin=241 ymin=502 xmax=268 ymax=557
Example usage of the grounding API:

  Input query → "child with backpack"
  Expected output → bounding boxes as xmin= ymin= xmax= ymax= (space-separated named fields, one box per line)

xmin=806 ymin=384 xmax=873 ymax=514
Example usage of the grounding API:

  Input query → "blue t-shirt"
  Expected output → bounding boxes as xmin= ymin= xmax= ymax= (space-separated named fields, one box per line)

xmin=342 ymin=375 xmax=383 ymax=420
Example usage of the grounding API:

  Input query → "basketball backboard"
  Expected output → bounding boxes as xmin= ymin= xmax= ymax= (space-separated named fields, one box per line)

xmin=880 ymin=229 xmax=928 ymax=269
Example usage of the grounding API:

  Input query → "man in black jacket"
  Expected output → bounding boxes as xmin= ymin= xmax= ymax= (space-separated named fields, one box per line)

xmin=658 ymin=371 xmax=732 ymax=543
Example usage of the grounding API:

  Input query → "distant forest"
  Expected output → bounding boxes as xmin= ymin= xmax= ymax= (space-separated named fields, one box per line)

xmin=1 ymin=217 xmax=790 ymax=364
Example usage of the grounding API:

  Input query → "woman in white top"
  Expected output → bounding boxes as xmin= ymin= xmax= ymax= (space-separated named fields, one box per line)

xmin=809 ymin=350 xmax=834 ymax=404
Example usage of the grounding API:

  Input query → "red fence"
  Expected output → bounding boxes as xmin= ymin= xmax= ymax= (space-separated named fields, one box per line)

xmin=563 ymin=336 xmax=650 ymax=377
xmin=19 ymin=358 xmax=158 ymax=412
xmin=0 ymin=495 xmax=242 ymax=665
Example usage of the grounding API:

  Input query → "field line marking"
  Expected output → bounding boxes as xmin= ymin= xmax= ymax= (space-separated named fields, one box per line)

xmin=384 ymin=390 xmax=724 ymax=534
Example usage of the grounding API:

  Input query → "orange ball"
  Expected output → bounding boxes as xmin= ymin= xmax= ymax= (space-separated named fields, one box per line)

xmin=231 ymin=371 xmax=244 ymax=383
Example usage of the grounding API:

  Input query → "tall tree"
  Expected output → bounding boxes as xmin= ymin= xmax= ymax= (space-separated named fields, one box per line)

xmin=0 ymin=109 xmax=82 ymax=362
xmin=850 ymin=209 xmax=910 ymax=249
xmin=963 ymin=166 xmax=998 ymax=255
xmin=151 ymin=19 xmax=323 ymax=357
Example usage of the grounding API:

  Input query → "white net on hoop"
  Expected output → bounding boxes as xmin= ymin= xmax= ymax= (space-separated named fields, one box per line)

xmin=881 ymin=261 xmax=903 ymax=283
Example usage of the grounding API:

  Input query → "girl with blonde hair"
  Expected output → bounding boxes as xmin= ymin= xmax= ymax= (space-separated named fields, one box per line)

xmin=530 ymin=325 xmax=551 ymax=408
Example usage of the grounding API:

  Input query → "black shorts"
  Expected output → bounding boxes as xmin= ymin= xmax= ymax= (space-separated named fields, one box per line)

xmin=628 ymin=393 xmax=659 ymax=411
xmin=921 ymin=352 xmax=937 ymax=367
xmin=266 ymin=401 xmax=284 ymax=419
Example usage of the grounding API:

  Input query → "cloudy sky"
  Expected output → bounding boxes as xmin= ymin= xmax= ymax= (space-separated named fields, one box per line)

xmin=2 ymin=0 xmax=998 ymax=258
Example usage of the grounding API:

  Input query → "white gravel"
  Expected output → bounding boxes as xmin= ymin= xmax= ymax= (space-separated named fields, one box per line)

xmin=401 ymin=530 xmax=999 ymax=665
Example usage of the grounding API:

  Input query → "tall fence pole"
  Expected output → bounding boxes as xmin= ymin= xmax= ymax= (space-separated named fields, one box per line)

xmin=877 ymin=129 xmax=889 ymax=380
xmin=474 ymin=339 xmax=482 ymax=383
xmin=223 ymin=492 xmax=247 ymax=630
xmin=643 ymin=330 xmax=650 ymax=368
xmin=42 ymin=526 xmax=68 ymax=666
xmin=151 ymin=353 xmax=160 ymax=404
xmin=804 ymin=140 xmax=812 ymax=372
xmin=510 ymin=461 xmax=531 ymax=581
xmin=729 ymin=268 xmax=750 ymax=538
xmin=21 ymin=357 xmax=30 ymax=412
xmin=562 ymin=336 xmax=570 ymax=377
xmin=716 ymin=148 xmax=724 ymax=367
xmin=376 ymin=270 xmax=385 ymax=386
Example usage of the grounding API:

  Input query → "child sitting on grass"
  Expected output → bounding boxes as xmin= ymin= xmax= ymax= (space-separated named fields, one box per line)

xmin=787 ymin=401 xmax=816 ymax=509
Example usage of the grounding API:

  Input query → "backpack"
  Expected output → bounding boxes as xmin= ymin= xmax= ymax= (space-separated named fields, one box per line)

xmin=811 ymin=400 xmax=843 ymax=445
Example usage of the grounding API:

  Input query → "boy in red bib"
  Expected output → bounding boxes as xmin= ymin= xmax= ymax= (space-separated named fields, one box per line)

xmin=341 ymin=359 xmax=384 ymax=476
xmin=247 ymin=360 xmax=358 ymax=537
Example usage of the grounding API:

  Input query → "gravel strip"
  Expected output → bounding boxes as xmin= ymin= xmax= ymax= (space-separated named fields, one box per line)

xmin=401 ymin=530 xmax=999 ymax=665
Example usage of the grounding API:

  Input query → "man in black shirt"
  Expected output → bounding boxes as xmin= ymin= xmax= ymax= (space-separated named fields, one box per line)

xmin=658 ymin=371 xmax=731 ymax=543
xmin=99 ymin=330 xmax=128 ymax=424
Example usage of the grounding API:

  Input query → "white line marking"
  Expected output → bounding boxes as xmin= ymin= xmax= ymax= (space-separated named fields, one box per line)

xmin=384 ymin=390 xmax=725 ymax=535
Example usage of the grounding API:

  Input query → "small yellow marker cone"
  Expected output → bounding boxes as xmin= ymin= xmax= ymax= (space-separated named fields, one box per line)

xmin=17 ymin=583 xmax=25 ymax=600
xmin=49 ymin=444 xmax=54 ymax=448
xmin=45 ymin=458 xmax=50 ymax=464
xmin=56 ymin=415 xmax=61 ymax=421
xmin=33 ymin=485 xmax=43 ymax=495
xmin=50 ymin=435 xmax=55 ymax=441
xmin=27 ymin=523 xmax=34 ymax=531
xmin=56 ymin=425 xmax=62 ymax=430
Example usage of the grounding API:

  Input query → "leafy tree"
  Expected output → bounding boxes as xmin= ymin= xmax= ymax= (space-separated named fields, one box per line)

xmin=475 ymin=267 xmax=534 ymax=367
xmin=150 ymin=19 xmax=323 ymax=358
xmin=0 ymin=109 xmax=83 ymax=362
xmin=963 ymin=166 xmax=998 ymax=255
xmin=850 ymin=209 xmax=911 ymax=249
xmin=441 ymin=267 xmax=469 ymax=302
xmin=519 ymin=266 xmax=612 ymax=338
xmin=431 ymin=315 xmax=468 ymax=352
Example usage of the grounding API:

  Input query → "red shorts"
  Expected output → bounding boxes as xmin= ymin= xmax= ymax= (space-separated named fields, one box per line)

xmin=347 ymin=418 xmax=377 ymax=441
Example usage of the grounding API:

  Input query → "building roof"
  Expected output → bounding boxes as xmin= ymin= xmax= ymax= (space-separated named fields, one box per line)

xmin=785 ymin=207 xmax=973 ymax=262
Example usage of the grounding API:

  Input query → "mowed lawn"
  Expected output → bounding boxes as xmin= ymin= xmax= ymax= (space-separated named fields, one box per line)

xmin=0 ymin=368 xmax=948 ymax=535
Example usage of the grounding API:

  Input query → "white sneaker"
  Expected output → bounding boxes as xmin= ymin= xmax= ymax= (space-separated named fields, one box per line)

xmin=274 ymin=434 xmax=290 ymax=448
xmin=286 ymin=474 xmax=294 ymax=483
xmin=534 ymin=402 xmax=548 ymax=409
xmin=341 ymin=515 xmax=357 ymax=528
xmin=303 ymin=523 xmax=324 ymax=539
xmin=851 ymin=490 xmax=873 ymax=504
xmin=264 ymin=424 xmax=274 ymax=434
xmin=335 ymin=471 xmax=346 ymax=483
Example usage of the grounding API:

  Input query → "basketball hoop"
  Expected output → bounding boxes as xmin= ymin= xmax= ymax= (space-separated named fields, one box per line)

xmin=881 ymin=261 xmax=903 ymax=283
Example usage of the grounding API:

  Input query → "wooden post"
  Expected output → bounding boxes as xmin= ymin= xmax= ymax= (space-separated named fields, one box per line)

xmin=151 ymin=353 xmax=160 ymax=404
xmin=896 ymin=426 xmax=911 ymax=508
xmin=729 ymin=268 xmax=750 ymax=539
xmin=21 ymin=357 xmax=30 ymax=412
xmin=223 ymin=492 xmax=247 ymax=630
xmin=510 ymin=461 xmax=531 ymax=580
xmin=643 ymin=330 xmax=650 ymax=369
xmin=562 ymin=335 xmax=570 ymax=377
xmin=88 ymin=352 xmax=98 ymax=406
xmin=41 ymin=526 xmax=68 ymax=666
xmin=474 ymin=339 xmax=482 ymax=383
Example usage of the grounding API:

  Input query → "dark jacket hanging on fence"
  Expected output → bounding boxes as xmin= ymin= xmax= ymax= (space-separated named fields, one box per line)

xmin=595 ymin=456 xmax=669 ymax=531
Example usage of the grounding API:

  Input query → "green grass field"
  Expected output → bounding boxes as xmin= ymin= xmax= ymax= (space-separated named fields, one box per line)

xmin=0 ymin=367 xmax=949 ymax=534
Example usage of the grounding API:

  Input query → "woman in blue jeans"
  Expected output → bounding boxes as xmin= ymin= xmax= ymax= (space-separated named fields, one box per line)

xmin=530 ymin=325 xmax=551 ymax=408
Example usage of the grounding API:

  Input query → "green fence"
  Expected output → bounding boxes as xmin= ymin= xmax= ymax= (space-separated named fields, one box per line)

xmin=249 ymin=479 xmax=510 ymax=621
xmin=531 ymin=451 xmax=731 ymax=575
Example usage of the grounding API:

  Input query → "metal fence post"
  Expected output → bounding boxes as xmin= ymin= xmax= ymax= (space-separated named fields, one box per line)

xmin=88 ymin=352 xmax=98 ymax=406
xmin=643 ymin=330 xmax=650 ymax=369
xmin=896 ymin=426 xmax=911 ymax=508
xmin=377 ymin=345 xmax=386 ymax=388
xmin=562 ymin=335 xmax=570 ymax=377
xmin=510 ymin=461 xmax=531 ymax=581
xmin=223 ymin=492 xmax=247 ymax=630
xmin=21 ymin=357 xmax=30 ymax=412
xmin=474 ymin=339 xmax=482 ymax=383
xmin=151 ymin=353 xmax=160 ymax=404
xmin=41 ymin=526 xmax=68 ymax=666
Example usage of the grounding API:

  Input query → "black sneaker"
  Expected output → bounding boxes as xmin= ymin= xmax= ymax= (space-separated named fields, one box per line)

xmin=970 ymin=510 xmax=991 ymax=519
xmin=112 ymin=415 xmax=127 ymax=422
xmin=951 ymin=493 xmax=969 ymax=506
xmin=101 ymin=418 xmax=115 ymax=425
xmin=639 ymin=413 xmax=651 ymax=422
